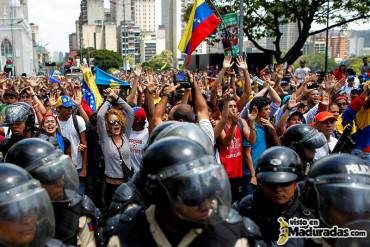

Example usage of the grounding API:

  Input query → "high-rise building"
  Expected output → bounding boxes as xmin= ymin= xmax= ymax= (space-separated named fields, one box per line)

xmin=141 ymin=32 xmax=156 ymax=62
xmin=69 ymin=33 xmax=78 ymax=52
xmin=80 ymin=0 xmax=104 ymax=25
xmin=279 ymin=22 xmax=299 ymax=51
xmin=330 ymin=34 xmax=349 ymax=60
xmin=156 ymin=25 xmax=166 ymax=54
xmin=133 ymin=0 xmax=156 ymax=33
xmin=111 ymin=0 xmax=133 ymax=25
xmin=0 ymin=0 xmax=34 ymax=75
xmin=348 ymin=30 xmax=370 ymax=57
xmin=120 ymin=22 xmax=141 ymax=65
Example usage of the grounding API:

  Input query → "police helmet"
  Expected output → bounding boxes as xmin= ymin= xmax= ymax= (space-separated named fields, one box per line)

xmin=151 ymin=122 xmax=214 ymax=155
xmin=306 ymin=154 xmax=370 ymax=228
xmin=256 ymin=146 xmax=304 ymax=184
xmin=148 ymin=121 xmax=177 ymax=145
xmin=0 ymin=102 xmax=35 ymax=129
xmin=138 ymin=136 xmax=231 ymax=225
xmin=282 ymin=124 xmax=327 ymax=150
xmin=0 ymin=163 xmax=55 ymax=246
xmin=5 ymin=138 xmax=79 ymax=194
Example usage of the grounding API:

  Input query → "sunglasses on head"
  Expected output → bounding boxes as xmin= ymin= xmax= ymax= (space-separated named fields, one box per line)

xmin=109 ymin=120 xmax=120 ymax=126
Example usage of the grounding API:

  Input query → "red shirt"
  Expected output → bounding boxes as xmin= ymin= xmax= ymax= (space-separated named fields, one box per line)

xmin=218 ymin=123 xmax=243 ymax=178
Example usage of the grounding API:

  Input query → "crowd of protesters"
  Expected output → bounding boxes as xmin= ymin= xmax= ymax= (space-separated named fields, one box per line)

xmin=0 ymin=55 xmax=369 ymax=246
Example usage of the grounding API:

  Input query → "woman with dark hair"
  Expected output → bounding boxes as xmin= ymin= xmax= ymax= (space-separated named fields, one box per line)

xmin=97 ymin=88 xmax=134 ymax=207
xmin=39 ymin=114 xmax=71 ymax=156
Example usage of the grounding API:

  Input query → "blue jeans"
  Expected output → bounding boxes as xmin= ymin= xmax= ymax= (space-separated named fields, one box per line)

xmin=243 ymin=174 xmax=257 ymax=196
xmin=77 ymin=169 xmax=86 ymax=195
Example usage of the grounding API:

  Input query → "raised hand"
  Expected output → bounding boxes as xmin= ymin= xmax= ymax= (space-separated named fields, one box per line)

xmin=230 ymin=112 xmax=240 ymax=125
xmin=287 ymin=93 xmax=300 ymax=110
xmin=236 ymin=56 xmax=248 ymax=70
xmin=248 ymin=106 xmax=258 ymax=122
xmin=223 ymin=56 xmax=234 ymax=70
xmin=319 ymin=91 xmax=329 ymax=106
xmin=134 ymin=65 xmax=142 ymax=77
xmin=260 ymin=118 xmax=274 ymax=129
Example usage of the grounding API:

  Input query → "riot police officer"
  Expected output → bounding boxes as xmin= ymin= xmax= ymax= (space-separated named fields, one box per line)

xmin=5 ymin=138 xmax=102 ymax=246
xmin=0 ymin=102 xmax=37 ymax=155
xmin=302 ymin=154 xmax=370 ymax=247
xmin=0 ymin=162 xmax=69 ymax=247
xmin=235 ymin=146 xmax=316 ymax=246
xmin=107 ymin=137 xmax=263 ymax=246
xmin=281 ymin=124 xmax=327 ymax=174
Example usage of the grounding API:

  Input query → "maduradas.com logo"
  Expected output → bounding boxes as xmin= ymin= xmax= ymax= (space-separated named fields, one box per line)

xmin=277 ymin=217 xmax=367 ymax=245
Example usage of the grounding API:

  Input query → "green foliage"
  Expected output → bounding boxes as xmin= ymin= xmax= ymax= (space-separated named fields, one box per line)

xmin=78 ymin=48 xmax=123 ymax=71
xmin=347 ymin=57 xmax=364 ymax=74
xmin=141 ymin=50 xmax=174 ymax=71
xmin=214 ymin=0 xmax=369 ymax=64
xmin=294 ymin=54 xmax=338 ymax=72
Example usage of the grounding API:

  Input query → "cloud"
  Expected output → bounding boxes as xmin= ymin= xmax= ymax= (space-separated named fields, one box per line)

xmin=28 ymin=0 xmax=80 ymax=53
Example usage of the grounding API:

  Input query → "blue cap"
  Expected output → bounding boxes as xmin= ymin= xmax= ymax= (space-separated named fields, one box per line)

xmin=56 ymin=96 xmax=76 ymax=109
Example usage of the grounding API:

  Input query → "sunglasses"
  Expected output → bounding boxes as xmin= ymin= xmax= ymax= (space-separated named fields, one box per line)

xmin=336 ymin=102 xmax=346 ymax=106
xmin=109 ymin=120 xmax=120 ymax=126
xmin=20 ymin=94 xmax=32 ymax=99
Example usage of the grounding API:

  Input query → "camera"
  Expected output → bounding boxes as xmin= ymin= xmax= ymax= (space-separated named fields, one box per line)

xmin=173 ymin=71 xmax=191 ymax=88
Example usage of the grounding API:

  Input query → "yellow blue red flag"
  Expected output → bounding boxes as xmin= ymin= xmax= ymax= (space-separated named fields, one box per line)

xmin=178 ymin=0 xmax=221 ymax=64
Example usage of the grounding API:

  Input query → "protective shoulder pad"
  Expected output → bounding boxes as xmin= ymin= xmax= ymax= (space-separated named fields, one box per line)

xmin=233 ymin=194 xmax=254 ymax=215
xmin=225 ymin=208 xmax=243 ymax=224
xmin=65 ymin=189 xmax=82 ymax=207
xmin=119 ymin=206 xmax=143 ymax=223
xmin=242 ymin=217 xmax=263 ymax=238
xmin=104 ymin=214 xmax=121 ymax=235
xmin=81 ymin=195 xmax=103 ymax=225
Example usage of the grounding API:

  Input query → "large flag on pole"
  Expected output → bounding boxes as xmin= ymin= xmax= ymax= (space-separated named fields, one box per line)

xmin=178 ymin=0 xmax=221 ymax=64
xmin=94 ymin=67 xmax=130 ymax=88
xmin=81 ymin=67 xmax=103 ymax=115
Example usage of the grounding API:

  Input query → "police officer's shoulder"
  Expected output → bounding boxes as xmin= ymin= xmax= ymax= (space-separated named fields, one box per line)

xmin=242 ymin=217 xmax=263 ymax=238
xmin=234 ymin=194 xmax=254 ymax=215
xmin=65 ymin=189 xmax=82 ymax=207
xmin=81 ymin=195 xmax=103 ymax=225
xmin=104 ymin=214 xmax=121 ymax=235
xmin=119 ymin=206 xmax=143 ymax=223
xmin=225 ymin=208 xmax=242 ymax=224
xmin=44 ymin=238 xmax=75 ymax=247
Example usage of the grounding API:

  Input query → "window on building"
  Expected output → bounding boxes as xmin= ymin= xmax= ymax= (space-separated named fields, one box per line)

xmin=1 ymin=39 xmax=13 ymax=57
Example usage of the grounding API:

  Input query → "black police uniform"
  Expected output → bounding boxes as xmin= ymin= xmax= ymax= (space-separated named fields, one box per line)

xmin=5 ymin=138 xmax=103 ymax=246
xmin=236 ymin=191 xmax=316 ymax=246
xmin=109 ymin=207 xmax=265 ymax=247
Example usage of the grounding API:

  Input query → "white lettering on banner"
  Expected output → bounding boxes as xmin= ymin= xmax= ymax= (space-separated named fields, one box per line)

xmin=345 ymin=164 xmax=370 ymax=176
xmin=226 ymin=152 xmax=242 ymax=159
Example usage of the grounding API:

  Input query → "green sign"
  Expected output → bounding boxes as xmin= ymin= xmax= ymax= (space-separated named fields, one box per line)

xmin=220 ymin=13 xmax=239 ymax=29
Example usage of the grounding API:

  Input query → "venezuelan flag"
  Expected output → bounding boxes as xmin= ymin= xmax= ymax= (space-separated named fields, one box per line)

xmin=178 ymin=0 xmax=221 ymax=64
xmin=81 ymin=67 xmax=103 ymax=115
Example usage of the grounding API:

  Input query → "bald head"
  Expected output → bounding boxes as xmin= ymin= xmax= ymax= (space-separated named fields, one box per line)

xmin=168 ymin=104 xmax=196 ymax=122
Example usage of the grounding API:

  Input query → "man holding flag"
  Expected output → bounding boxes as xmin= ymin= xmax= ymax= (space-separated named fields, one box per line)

xmin=178 ymin=0 xmax=222 ymax=64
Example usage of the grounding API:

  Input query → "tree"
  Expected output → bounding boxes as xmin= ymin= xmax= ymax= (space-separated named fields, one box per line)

xmin=294 ymin=54 xmax=337 ymax=72
xmin=214 ymin=0 xmax=369 ymax=64
xmin=78 ymin=48 xmax=123 ymax=71
xmin=141 ymin=50 xmax=174 ymax=71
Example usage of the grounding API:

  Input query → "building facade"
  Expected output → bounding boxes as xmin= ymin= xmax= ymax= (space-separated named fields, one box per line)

xmin=120 ymin=23 xmax=141 ymax=65
xmin=0 ymin=0 xmax=34 ymax=75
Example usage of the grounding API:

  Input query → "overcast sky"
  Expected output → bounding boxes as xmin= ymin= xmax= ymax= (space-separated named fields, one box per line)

xmin=28 ymin=0 xmax=369 ymax=53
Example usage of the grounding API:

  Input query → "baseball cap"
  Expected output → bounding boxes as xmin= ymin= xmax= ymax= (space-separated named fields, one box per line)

xmin=133 ymin=107 xmax=147 ymax=121
xmin=315 ymin=112 xmax=336 ymax=123
xmin=56 ymin=95 xmax=76 ymax=109
xmin=109 ymin=81 xmax=120 ymax=89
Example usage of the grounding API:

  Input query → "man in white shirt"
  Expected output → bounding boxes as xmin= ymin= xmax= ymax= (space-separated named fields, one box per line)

xmin=313 ymin=112 xmax=338 ymax=161
xmin=56 ymin=95 xmax=88 ymax=193
xmin=129 ymin=107 xmax=149 ymax=173
xmin=294 ymin=60 xmax=311 ymax=83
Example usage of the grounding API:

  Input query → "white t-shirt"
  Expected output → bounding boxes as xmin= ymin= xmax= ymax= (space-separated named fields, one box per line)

xmin=198 ymin=119 xmax=215 ymax=145
xmin=58 ymin=115 xmax=86 ymax=169
xmin=129 ymin=128 xmax=149 ymax=173
xmin=314 ymin=136 xmax=338 ymax=162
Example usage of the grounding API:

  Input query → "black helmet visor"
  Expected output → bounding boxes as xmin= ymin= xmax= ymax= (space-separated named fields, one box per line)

xmin=314 ymin=175 xmax=370 ymax=227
